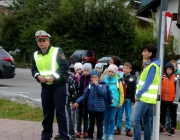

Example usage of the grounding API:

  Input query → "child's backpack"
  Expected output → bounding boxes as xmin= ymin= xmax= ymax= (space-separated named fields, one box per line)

xmin=68 ymin=73 xmax=77 ymax=103
xmin=88 ymin=84 xmax=113 ymax=107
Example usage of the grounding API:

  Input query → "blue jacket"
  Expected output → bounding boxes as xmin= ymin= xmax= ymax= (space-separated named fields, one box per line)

xmin=76 ymin=80 xmax=106 ymax=112
xmin=104 ymin=73 xmax=123 ymax=107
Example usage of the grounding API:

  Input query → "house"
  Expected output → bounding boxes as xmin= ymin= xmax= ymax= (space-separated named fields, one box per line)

xmin=137 ymin=0 xmax=180 ymax=54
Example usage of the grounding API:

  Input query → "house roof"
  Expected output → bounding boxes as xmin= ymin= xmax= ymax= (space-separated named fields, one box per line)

xmin=137 ymin=0 xmax=160 ymax=17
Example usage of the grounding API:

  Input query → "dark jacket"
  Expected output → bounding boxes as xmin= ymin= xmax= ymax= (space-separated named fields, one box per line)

xmin=31 ymin=46 xmax=69 ymax=89
xmin=76 ymin=80 xmax=106 ymax=112
xmin=75 ymin=74 xmax=91 ymax=100
xmin=122 ymin=74 xmax=137 ymax=103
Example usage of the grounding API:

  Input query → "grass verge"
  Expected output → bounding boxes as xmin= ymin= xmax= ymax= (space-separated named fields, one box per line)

xmin=0 ymin=99 xmax=43 ymax=121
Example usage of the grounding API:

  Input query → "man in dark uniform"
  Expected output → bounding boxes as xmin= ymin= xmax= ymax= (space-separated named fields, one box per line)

xmin=31 ymin=30 xmax=70 ymax=140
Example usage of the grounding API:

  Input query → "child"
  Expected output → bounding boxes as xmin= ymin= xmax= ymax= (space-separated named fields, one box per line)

xmin=75 ymin=63 xmax=92 ymax=138
xmin=114 ymin=62 xmax=136 ymax=137
xmin=165 ymin=60 xmax=180 ymax=131
xmin=102 ymin=64 xmax=124 ymax=140
xmin=95 ymin=63 xmax=103 ymax=76
xmin=101 ymin=56 xmax=121 ymax=80
xmin=73 ymin=70 xmax=106 ymax=140
xmin=73 ymin=62 xmax=83 ymax=80
xmin=160 ymin=62 xmax=180 ymax=136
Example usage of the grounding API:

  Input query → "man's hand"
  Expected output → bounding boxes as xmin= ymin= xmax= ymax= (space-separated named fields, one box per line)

xmin=135 ymin=98 xmax=139 ymax=102
xmin=131 ymin=102 xmax=135 ymax=105
xmin=46 ymin=76 xmax=54 ymax=83
xmin=73 ymin=102 xmax=79 ymax=108
xmin=37 ymin=75 xmax=47 ymax=83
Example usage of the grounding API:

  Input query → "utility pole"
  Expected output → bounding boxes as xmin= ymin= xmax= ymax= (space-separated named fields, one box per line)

xmin=156 ymin=0 xmax=168 ymax=57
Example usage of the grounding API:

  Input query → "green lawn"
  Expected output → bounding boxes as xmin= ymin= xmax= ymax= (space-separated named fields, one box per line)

xmin=0 ymin=99 xmax=43 ymax=121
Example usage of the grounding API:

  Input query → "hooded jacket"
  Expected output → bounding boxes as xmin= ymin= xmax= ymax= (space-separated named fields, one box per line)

xmin=161 ymin=62 xmax=180 ymax=102
xmin=76 ymin=80 xmax=106 ymax=112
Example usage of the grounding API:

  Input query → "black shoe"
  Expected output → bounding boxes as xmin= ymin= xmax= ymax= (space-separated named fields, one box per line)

xmin=86 ymin=138 xmax=93 ymax=140
xmin=96 ymin=138 xmax=101 ymax=140
xmin=71 ymin=135 xmax=76 ymax=140
xmin=168 ymin=128 xmax=175 ymax=136
xmin=54 ymin=134 xmax=62 ymax=140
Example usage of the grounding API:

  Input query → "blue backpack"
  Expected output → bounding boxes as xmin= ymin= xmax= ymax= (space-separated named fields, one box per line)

xmin=88 ymin=84 xmax=113 ymax=107
xmin=104 ymin=85 xmax=113 ymax=107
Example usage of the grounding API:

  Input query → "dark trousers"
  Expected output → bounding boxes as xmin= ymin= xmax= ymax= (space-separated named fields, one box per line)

xmin=160 ymin=100 xmax=177 ymax=128
xmin=41 ymin=84 xmax=70 ymax=140
xmin=58 ymin=103 xmax=75 ymax=136
xmin=77 ymin=104 xmax=88 ymax=132
xmin=88 ymin=112 xmax=104 ymax=139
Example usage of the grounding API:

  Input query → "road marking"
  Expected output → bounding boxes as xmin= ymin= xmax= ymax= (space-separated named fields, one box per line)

xmin=0 ymin=92 xmax=30 ymax=94
xmin=177 ymin=112 xmax=180 ymax=115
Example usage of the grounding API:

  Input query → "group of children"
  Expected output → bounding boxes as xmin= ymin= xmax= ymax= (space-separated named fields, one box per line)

xmin=71 ymin=56 xmax=137 ymax=140
xmin=54 ymin=57 xmax=180 ymax=140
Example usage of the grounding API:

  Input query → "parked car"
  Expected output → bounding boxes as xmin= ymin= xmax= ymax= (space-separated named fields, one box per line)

xmin=97 ymin=56 xmax=140 ymax=76
xmin=69 ymin=50 xmax=97 ymax=72
xmin=0 ymin=46 xmax=15 ymax=79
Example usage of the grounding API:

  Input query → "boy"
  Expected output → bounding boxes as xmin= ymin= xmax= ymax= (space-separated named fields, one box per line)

xmin=114 ymin=62 xmax=136 ymax=137
xmin=165 ymin=60 xmax=180 ymax=131
xmin=160 ymin=62 xmax=179 ymax=136
xmin=75 ymin=63 xmax=92 ymax=138
xmin=73 ymin=70 xmax=107 ymax=140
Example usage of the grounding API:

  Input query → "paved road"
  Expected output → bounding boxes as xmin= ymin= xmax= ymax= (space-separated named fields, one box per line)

xmin=0 ymin=68 xmax=180 ymax=121
xmin=0 ymin=68 xmax=41 ymax=99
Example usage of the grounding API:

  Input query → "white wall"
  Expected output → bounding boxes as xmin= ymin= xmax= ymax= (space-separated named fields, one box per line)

xmin=0 ymin=0 xmax=12 ymax=7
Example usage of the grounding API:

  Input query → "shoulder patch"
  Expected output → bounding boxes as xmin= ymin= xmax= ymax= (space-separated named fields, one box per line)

xmin=59 ymin=53 xmax=66 ymax=59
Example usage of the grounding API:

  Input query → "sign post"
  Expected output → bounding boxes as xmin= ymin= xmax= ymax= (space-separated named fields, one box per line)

xmin=152 ymin=11 xmax=173 ymax=140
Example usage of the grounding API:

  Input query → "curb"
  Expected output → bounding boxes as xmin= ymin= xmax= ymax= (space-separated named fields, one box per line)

xmin=0 ymin=93 xmax=42 ymax=108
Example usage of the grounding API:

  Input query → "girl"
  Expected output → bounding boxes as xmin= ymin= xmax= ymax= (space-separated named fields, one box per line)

xmin=100 ymin=56 xmax=121 ymax=80
xmin=102 ymin=64 xmax=124 ymax=140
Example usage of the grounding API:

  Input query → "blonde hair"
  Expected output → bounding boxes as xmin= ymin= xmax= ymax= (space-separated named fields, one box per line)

xmin=170 ymin=60 xmax=178 ymax=67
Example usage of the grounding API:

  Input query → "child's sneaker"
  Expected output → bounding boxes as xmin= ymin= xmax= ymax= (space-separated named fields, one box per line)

xmin=168 ymin=128 xmax=175 ymax=136
xmin=159 ymin=126 xmax=166 ymax=134
xmin=108 ymin=135 xmax=114 ymax=140
xmin=101 ymin=134 xmax=107 ymax=140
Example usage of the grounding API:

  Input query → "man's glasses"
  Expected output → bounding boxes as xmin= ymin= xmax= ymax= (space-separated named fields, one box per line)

xmin=36 ymin=38 xmax=47 ymax=42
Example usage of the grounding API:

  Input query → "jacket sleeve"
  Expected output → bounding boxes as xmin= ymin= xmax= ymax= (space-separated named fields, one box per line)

xmin=31 ymin=52 xmax=40 ymax=82
xmin=131 ymin=77 xmax=137 ymax=103
xmin=96 ymin=84 xmax=106 ymax=97
xmin=53 ymin=48 xmax=69 ymax=83
xmin=174 ymin=78 xmax=180 ymax=103
xmin=76 ymin=86 xmax=89 ymax=104
xmin=119 ymin=81 xmax=124 ymax=106
xmin=100 ymin=68 xmax=108 ymax=80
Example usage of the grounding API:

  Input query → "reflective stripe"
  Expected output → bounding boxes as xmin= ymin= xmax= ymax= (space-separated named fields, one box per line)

xmin=138 ymin=81 xmax=145 ymax=85
xmin=149 ymin=85 xmax=158 ymax=89
xmin=141 ymin=93 xmax=157 ymax=98
xmin=34 ymin=73 xmax=40 ymax=78
xmin=52 ymin=48 xmax=59 ymax=71
xmin=53 ymin=72 xmax=60 ymax=79
xmin=34 ymin=51 xmax=38 ymax=59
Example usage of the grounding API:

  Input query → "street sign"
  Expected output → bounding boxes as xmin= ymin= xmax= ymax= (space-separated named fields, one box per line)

xmin=165 ymin=12 xmax=173 ymax=46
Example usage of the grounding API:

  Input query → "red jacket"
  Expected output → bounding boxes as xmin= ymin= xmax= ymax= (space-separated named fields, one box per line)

xmin=161 ymin=74 xmax=176 ymax=101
